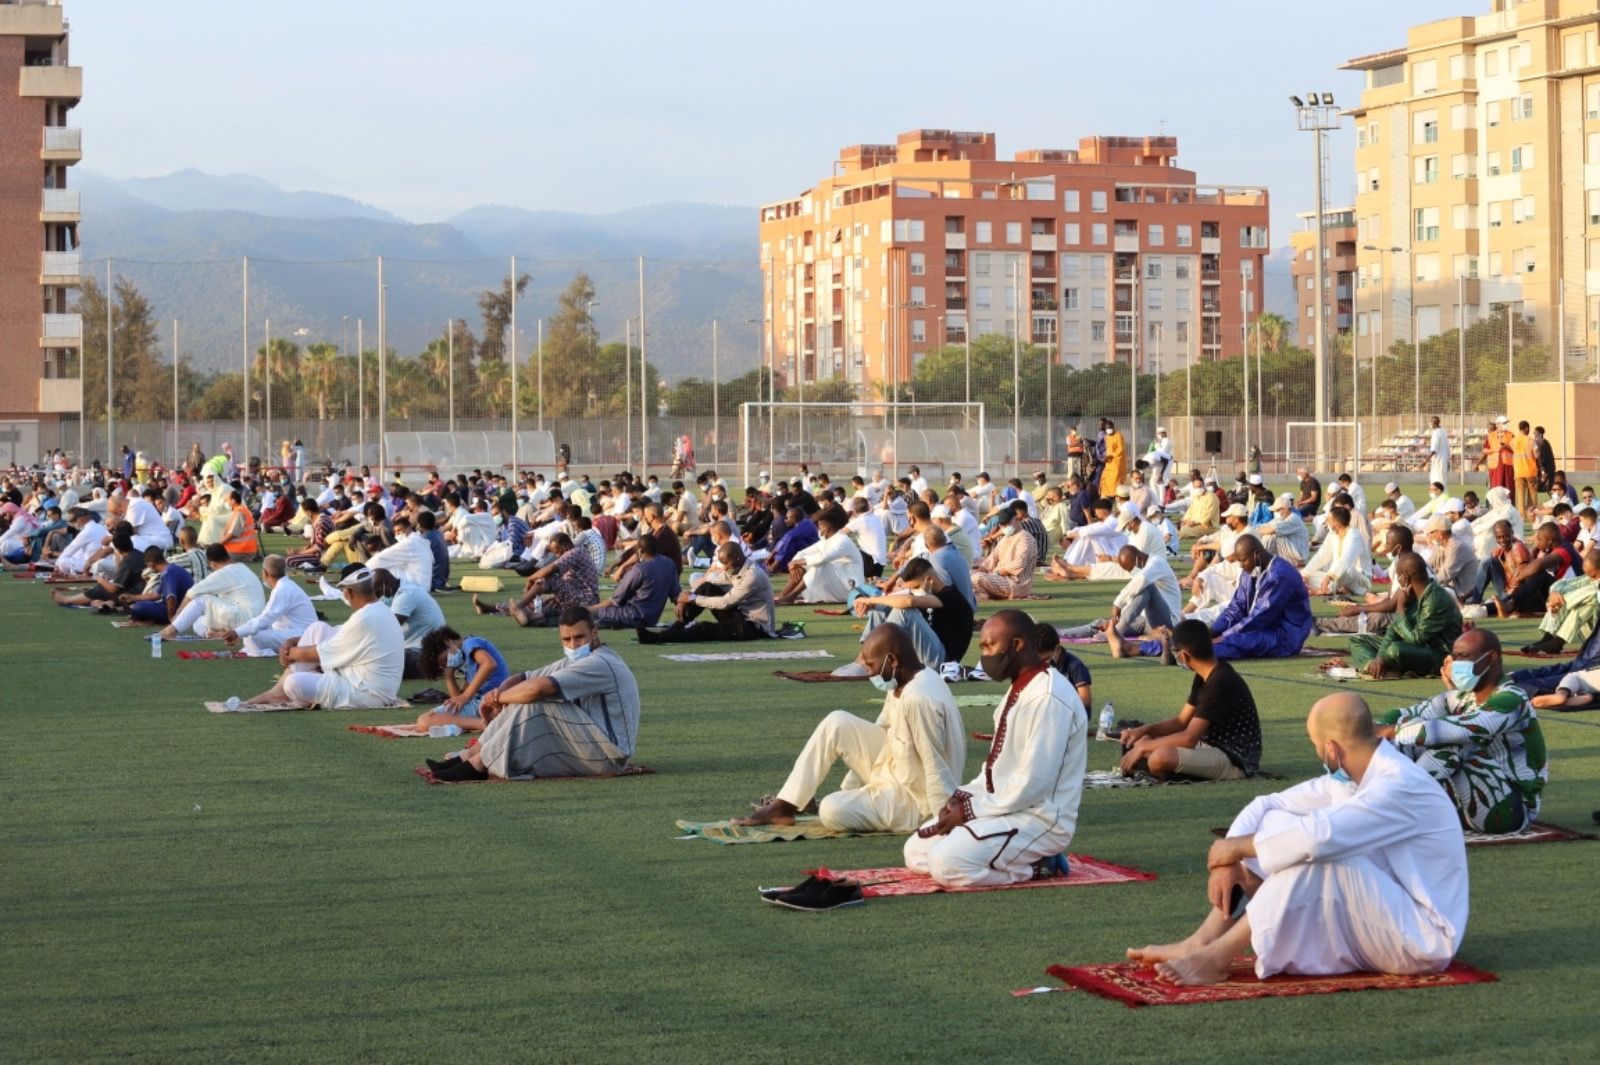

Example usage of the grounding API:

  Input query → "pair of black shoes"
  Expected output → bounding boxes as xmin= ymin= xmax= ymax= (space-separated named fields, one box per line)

xmin=1520 ymin=635 xmax=1565 ymax=655
xmin=760 ymin=875 xmax=865 ymax=912
xmin=425 ymin=756 xmax=487 ymax=782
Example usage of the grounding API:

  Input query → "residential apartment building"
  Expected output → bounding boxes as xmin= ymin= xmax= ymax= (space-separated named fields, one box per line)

xmin=757 ymin=129 xmax=1269 ymax=395
xmin=1344 ymin=0 xmax=1600 ymax=359
xmin=0 ymin=0 xmax=81 ymax=438
xmin=1290 ymin=207 xmax=1358 ymax=342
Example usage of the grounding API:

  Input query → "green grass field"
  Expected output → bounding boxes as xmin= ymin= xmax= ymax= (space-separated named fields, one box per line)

xmin=4 ymin=524 xmax=1599 ymax=1064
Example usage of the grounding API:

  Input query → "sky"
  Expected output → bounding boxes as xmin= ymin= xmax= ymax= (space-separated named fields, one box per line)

xmin=72 ymin=0 xmax=1469 ymax=239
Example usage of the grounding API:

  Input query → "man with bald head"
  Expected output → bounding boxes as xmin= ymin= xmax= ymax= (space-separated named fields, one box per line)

xmin=905 ymin=609 xmax=1087 ymax=887
xmin=736 ymin=622 xmax=965 ymax=833
xmin=1378 ymin=628 xmax=1547 ymax=833
xmin=1129 ymin=692 xmax=1468 ymax=985
xmin=1103 ymin=544 xmax=1180 ymax=658
xmin=1348 ymin=551 xmax=1462 ymax=679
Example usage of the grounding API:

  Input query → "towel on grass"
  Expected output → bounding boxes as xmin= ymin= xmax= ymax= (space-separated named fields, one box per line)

xmin=206 ymin=698 xmax=412 ymax=714
xmin=764 ymin=856 xmax=1155 ymax=899
xmin=1034 ymin=958 xmax=1496 ymax=1006
xmin=674 ymin=816 xmax=892 ymax=845
xmin=412 ymin=764 xmax=654 ymax=785
xmin=775 ymin=670 xmax=865 ymax=683
xmin=661 ymin=649 xmax=832 ymax=663
xmin=347 ymin=723 xmax=429 ymax=738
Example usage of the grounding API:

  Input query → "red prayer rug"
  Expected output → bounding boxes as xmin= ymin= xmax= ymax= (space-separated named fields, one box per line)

xmin=348 ymin=724 xmax=429 ymax=738
xmin=412 ymin=764 xmax=655 ymax=785
xmin=176 ymin=650 xmax=256 ymax=660
xmin=776 ymin=856 xmax=1155 ymax=899
xmin=774 ymin=670 xmax=867 ymax=683
xmin=1039 ymin=957 xmax=1496 ymax=1007
xmin=1505 ymin=648 xmax=1578 ymax=659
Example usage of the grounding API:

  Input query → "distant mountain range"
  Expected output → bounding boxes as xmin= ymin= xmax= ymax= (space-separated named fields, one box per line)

xmin=76 ymin=168 xmax=1299 ymax=379
xmin=75 ymin=170 xmax=764 ymax=381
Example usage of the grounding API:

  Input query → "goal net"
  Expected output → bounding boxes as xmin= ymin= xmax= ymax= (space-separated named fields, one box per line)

xmin=1283 ymin=421 xmax=1360 ymax=477
xmin=739 ymin=401 xmax=1011 ymax=487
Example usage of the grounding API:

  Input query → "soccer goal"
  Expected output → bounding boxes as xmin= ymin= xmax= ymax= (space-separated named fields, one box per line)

xmin=1283 ymin=421 xmax=1361 ymax=477
xmin=739 ymin=401 xmax=1008 ymax=487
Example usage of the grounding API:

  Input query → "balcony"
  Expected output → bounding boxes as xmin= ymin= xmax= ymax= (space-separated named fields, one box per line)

xmin=38 ymin=377 xmax=81 ymax=414
xmin=42 ymin=312 xmax=81 ymax=345
xmin=42 ymin=126 xmax=81 ymax=161
xmin=944 ymin=297 xmax=967 ymax=310
xmin=19 ymin=65 xmax=82 ymax=101
xmin=945 ymin=233 xmax=966 ymax=250
xmin=1114 ymin=234 xmax=1140 ymax=253
xmin=1030 ymin=234 xmax=1057 ymax=252
xmin=945 ymin=328 xmax=967 ymax=343
xmin=40 ymin=251 xmax=79 ymax=283
xmin=1032 ymin=298 xmax=1058 ymax=311
xmin=1201 ymin=237 xmax=1221 ymax=254
xmin=0 ymin=3 xmax=66 ymax=37
xmin=41 ymin=188 xmax=79 ymax=220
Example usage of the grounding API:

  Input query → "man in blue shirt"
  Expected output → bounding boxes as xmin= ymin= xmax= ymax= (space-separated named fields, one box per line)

xmin=128 ymin=546 xmax=194 ymax=625
xmin=593 ymin=533 xmax=677 ymax=629
xmin=417 ymin=509 xmax=450 ymax=591
xmin=765 ymin=507 xmax=817 ymax=574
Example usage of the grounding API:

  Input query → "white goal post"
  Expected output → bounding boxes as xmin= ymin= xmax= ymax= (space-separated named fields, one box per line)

xmin=738 ymin=401 xmax=998 ymax=488
xmin=1284 ymin=421 xmax=1361 ymax=477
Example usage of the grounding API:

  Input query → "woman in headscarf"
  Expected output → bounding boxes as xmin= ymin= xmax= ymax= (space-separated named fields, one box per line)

xmin=197 ymin=473 xmax=235 ymax=546
xmin=1472 ymin=485 xmax=1522 ymax=559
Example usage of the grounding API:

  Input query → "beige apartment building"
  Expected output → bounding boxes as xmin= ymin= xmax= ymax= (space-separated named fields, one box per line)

xmin=0 ymin=0 xmax=81 ymax=444
xmin=1290 ymin=207 xmax=1358 ymax=342
xmin=757 ymin=129 xmax=1269 ymax=396
xmin=1344 ymin=0 xmax=1600 ymax=360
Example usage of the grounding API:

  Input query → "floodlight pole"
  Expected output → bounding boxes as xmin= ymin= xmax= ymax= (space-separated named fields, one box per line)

xmin=712 ymin=318 xmax=721 ymax=469
xmin=1295 ymin=94 xmax=1340 ymax=471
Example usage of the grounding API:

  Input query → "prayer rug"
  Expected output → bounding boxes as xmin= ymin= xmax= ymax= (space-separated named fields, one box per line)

xmin=971 ymin=731 xmax=995 ymax=741
xmin=766 ymin=856 xmax=1155 ymax=899
xmin=1461 ymin=821 xmax=1596 ymax=846
xmin=1505 ymin=648 xmax=1578 ymax=660
xmin=674 ymin=816 xmax=890 ymax=845
xmin=40 ymin=576 xmax=95 ymax=585
xmin=347 ymin=724 xmax=429 ymax=738
xmin=176 ymin=650 xmax=262 ymax=660
xmin=1086 ymin=770 xmax=1189 ymax=789
xmin=205 ymin=699 xmax=411 ymax=714
xmin=110 ymin=620 xmax=155 ymax=629
xmin=812 ymin=608 xmax=849 ymax=616
xmin=411 ymin=764 xmax=654 ymax=785
xmin=774 ymin=670 xmax=866 ymax=683
xmin=1297 ymin=647 xmax=1344 ymax=658
xmin=661 ymin=649 xmax=833 ymax=663
xmin=1037 ymin=957 xmax=1497 ymax=1007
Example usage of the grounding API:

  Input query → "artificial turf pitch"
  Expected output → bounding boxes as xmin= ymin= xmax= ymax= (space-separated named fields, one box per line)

xmin=3 ymin=528 xmax=1599 ymax=1064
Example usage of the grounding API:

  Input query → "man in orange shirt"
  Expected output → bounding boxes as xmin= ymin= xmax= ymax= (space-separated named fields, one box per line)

xmin=1512 ymin=419 xmax=1539 ymax=518
xmin=1478 ymin=415 xmax=1514 ymax=491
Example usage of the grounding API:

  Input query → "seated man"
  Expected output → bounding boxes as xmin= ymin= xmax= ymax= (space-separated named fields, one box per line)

xmin=123 ymin=546 xmax=193 ymax=626
xmin=591 ymin=532 xmax=677 ymax=629
xmin=1211 ymin=535 xmax=1314 ymax=660
xmin=425 ymin=606 xmax=641 ymax=782
xmin=1316 ymin=524 xmax=1416 ymax=637
xmin=416 ymin=509 xmax=451 ymax=591
xmin=1036 ymin=623 xmax=1093 ymax=710
xmin=904 ymin=609 xmax=1087 ymax=887
xmin=1182 ymin=504 xmax=1250 ymax=587
xmin=364 ymin=513 xmax=434 ymax=590
xmin=371 ymin=566 xmax=446 ymax=677
xmin=1303 ymin=505 xmax=1371 ymax=598
xmin=1486 ymin=521 xmax=1577 ymax=618
xmin=413 ymin=626 xmax=510 ymax=734
xmin=774 ymin=507 xmax=864 ymax=606
xmin=1255 ymin=493 xmax=1309 ymax=565
xmin=643 ymin=541 xmax=775 ymax=643
xmin=846 ymin=556 xmax=974 ymax=674
xmin=220 ymin=554 xmax=318 ymax=657
xmin=1054 ymin=497 xmax=1123 ymax=569
xmin=167 ymin=526 xmax=210 ymax=582
xmin=1129 ymin=693 xmax=1467 ymax=985
xmin=1102 ymin=545 xmax=1181 ymax=657
xmin=735 ymin=623 xmax=966 ymax=832
xmin=286 ymin=499 xmax=333 ymax=571
xmin=51 ymin=508 xmax=107 ymax=577
xmin=478 ymin=532 xmax=599 ymax=628
xmin=1117 ymin=619 xmax=1261 ymax=780
xmin=1474 ymin=519 xmax=1531 ymax=606
xmin=1348 ymin=551 xmax=1463 ymax=680
xmin=126 ymin=486 xmax=174 ymax=552
xmin=156 ymin=544 xmax=267 ymax=639
xmin=972 ymin=510 xmax=1040 ymax=601
xmin=241 ymin=567 xmax=405 ymax=709
xmin=1421 ymin=515 xmax=1480 ymax=603
xmin=1524 ymin=546 xmax=1600 ymax=656
xmin=50 ymin=531 xmax=143 ymax=611
xmin=1179 ymin=476 xmax=1221 ymax=536
xmin=1378 ymin=628 xmax=1546 ymax=834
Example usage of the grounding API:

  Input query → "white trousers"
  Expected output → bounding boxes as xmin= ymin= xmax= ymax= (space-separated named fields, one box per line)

xmin=903 ymin=812 xmax=1072 ymax=888
xmin=1305 ymin=566 xmax=1372 ymax=598
xmin=800 ymin=562 xmax=855 ymax=604
xmin=279 ymin=620 xmax=394 ymax=708
xmin=242 ymin=626 xmax=297 ymax=657
xmin=170 ymin=597 xmax=214 ymax=637
xmin=1242 ymin=810 xmax=1455 ymax=978
xmin=776 ymin=711 xmax=922 ymax=833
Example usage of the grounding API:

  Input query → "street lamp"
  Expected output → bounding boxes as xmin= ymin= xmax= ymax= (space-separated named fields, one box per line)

xmin=1293 ymin=92 xmax=1340 ymax=469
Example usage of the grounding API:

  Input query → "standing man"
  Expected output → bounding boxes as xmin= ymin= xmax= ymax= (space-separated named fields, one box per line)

xmin=1426 ymin=416 xmax=1451 ymax=489
xmin=1533 ymin=425 xmax=1556 ymax=496
xmin=1147 ymin=427 xmax=1173 ymax=487
xmin=1512 ymin=420 xmax=1539 ymax=520
xmin=1098 ymin=419 xmax=1127 ymax=500
xmin=1065 ymin=425 xmax=1087 ymax=482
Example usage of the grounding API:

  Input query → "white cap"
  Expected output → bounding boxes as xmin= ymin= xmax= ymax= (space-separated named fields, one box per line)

xmin=1222 ymin=503 xmax=1249 ymax=519
xmin=931 ymin=504 xmax=951 ymax=519
xmin=758 ymin=471 xmax=769 ymax=479
xmin=1426 ymin=516 xmax=1452 ymax=534
xmin=337 ymin=566 xmax=373 ymax=587
xmin=1442 ymin=498 xmax=1464 ymax=513
xmin=1274 ymin=493 xmax=1295 ymax=511
xmin=1496 ymin=415 xmax=1509 ymax=424
xmin=1204 ymin=475 xmax=1217 ymax=485
xmin=1118 ymin=502 xmax=1141 ymax=525
xmin=1384 ymin=481 xmax=1399 ymax=493
xmin=1247 ymin=473 xmax=1263 ymax=486
xmin=1115 ymin=483 xmax=1131 ymax=497
xmin=1145 ymin=504 xmax=1165 ymax=519
xmin=1156 ymin=426 xmax=1167 ymax=434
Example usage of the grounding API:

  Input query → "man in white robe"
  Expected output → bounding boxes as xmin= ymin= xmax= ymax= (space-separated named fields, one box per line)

xmin=1303 ymin=505 xmax=1372 ymax=597
xmin=364 ymin=517 xmax=434 ymax=589
xmin=51 ymin=510 xmax=106 ymax=575
xmin=776 ymin=509 xmax=864 ymax=605
xmin=736 ymin=624 xmax=966 ymax=833
xmin=1427 ymin=416 xmax=1451 ymax=487
xmin=847 ymin=497 xmax=889 ymax=577
xmin=1056 ymin=499 xmax=1125 ymax=568
xmin=158 ymin=544 xmax=267 ymax=638
xmin=221 ymin=555 xmax=318 ymax=656
xmin=1127 ymin=692 xmax=1467 ymax=985
xmin=126 ymin=487 xmax=173 ymax=552
xmin=905 ymin=610 xmax=1087 ymax=887
xmin=243 ymin=567 xmax=405 ymax=709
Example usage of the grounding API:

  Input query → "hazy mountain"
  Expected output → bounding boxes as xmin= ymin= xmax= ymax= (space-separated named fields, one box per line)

xmin=74 ymin=171 xmax=764 ymax=381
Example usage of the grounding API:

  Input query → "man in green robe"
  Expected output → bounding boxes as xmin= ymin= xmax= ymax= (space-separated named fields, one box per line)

xmin=1350 ymin=552 xmax=1463 ymax=679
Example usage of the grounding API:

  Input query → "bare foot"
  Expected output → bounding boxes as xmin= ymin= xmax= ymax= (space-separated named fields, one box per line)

xmin=1530 ymin=692 xmax=1569 ymax=709
xmin=1106 ymin=628 xmax=1127 ymax=658
xmin=472 ymin=594 xmax=491 ymax=615
xmin=732 ymin=798 xmax=799 ymax=826
xmin=1126 ymin=936 xmax=1205 ymax=965
xmin=1154 ymin=951 xmax=1234 ymax=986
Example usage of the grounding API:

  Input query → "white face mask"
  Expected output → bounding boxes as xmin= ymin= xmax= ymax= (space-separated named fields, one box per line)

xmin=562 ymin=643 xmax=593 ymax=663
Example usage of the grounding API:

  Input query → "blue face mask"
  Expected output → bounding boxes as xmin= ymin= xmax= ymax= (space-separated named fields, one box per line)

xmin=1449 ymin=655 xmax=1485 ymax=692
xmin=446 ymin=649 xmax=465 ymax=670
xmin=563 ymin=643 xmax=593 ymax=663
xmin=1323 ymin=759 xmax=1352 ymax=785
xmin=868 ymin=657 xmax=897 ymax=693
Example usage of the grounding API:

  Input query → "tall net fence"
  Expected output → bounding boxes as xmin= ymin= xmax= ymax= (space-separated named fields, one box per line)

xmin=35 ymin=252 xmax=1596 ymax=488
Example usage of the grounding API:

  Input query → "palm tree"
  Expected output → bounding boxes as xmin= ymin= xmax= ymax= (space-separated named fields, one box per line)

xmin=1256 ymin=312 xmax=1290 ymax=356
xmin=479 ymin=359 xmax=511 ymax=419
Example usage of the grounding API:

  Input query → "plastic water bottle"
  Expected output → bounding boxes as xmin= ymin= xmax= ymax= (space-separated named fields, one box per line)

xmin=1098 ymin=701 xmax=1115 ymax=741
xmin=1357 ymin=612 xmax=1369 ymax=635
xmin=151 ymin=634 xmax=162 ymax=659
xmin=224 ymin=696 xmax=241 ymax=711
xmin=428 ymin=724 xmax=463 ymax=738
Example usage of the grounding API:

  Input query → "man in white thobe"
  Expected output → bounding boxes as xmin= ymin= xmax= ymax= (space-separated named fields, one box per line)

xmin=905 ymin=610 xmax=1087 ymax=887
xmin=126 ymin=488 xmax=174 ymax=552
xmin=847 ymin=497 xmax=889 ymax=577
xmin=51 ymin=510 xmax=106 ymax=575
xmin=1428 ymin=416 xmax=1451 ymax=487
xmin=777 ymin=510 xmax=864 ymax=605
xmin=364 ymin=518 xmax=434 ymax=589
xmin=736 ymin=624 xmax=966 ymax=833
xmin=1304 ymin=505 xmax=1372 ymax=597
xmin=221 ymin=555 xmax=318 ymax=656
xmin=1127 ymin=692 xmax=1467 ymax=985
xmin=159 ymin=544 xmax=267 ymax=638
xmin=243 ymin=567 xmax=405 ymax=709
xmin=1057 ymin=499 xmax=1126 ymax=567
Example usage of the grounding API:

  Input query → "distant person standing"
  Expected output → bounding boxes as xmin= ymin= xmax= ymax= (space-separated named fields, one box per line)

xmin=1533 ymin=426 xmax=1555 ymax=495
xmin=1099 ymin=419 xmax=1127 ymax=500
xmin=1512 ymin=420 xmax=1538 ymax=519
xmin=1427 ymin=416 xmax=1450 ymax=487
xmin=1065 ymin=426 xmax=1087 ymax=482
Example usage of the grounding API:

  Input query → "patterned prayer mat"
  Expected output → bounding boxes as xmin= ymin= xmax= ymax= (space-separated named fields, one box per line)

xmin=674 ymin=816 xmax=892 ymax=845
xmin=176 ymin=650 xmax=263 ymax=661
xmin=1037 ymin=957 xmax=1497 ymax=1007
xmin=412 ymin=764 xmax=655 ymax=785
xmin=1505 ymin=648 xmax=1578 ymax=659
xmin=205 ymin=699 xmax=412 ymax=714
xmin=661 ymin=649 xmax=833 ymax=663
xmin=767 ymin=856 xmax=1155 ymax=899
xmin=774 ymin=670 xmax=866 ymax=683
xmin=347 ymin=724 xmax=429 ymax=738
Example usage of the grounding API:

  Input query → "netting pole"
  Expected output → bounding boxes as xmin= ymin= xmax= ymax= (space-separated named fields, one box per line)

xmin=1255 ymin=318 xmax=1263 ymax=469
xmin=625 ymin=317 xmax=633 ymax=469
xmin=356 ymin=317 xmax=364 ymax=467
xmin=1185 ymin=330 xmax=1193 ymax=472
xmin=264 ymin=317 xmax=271 ymax=466
xmin=1011 ymin=259 xmax=1020 ymax=478
xmin=639 ymin=256 xmax=648 ymax=476
xmin=510 ymin=254 xmax=519 ymax=478
xmin=172 ymin=319 xmax=179 ymax=470
xmin=740 ymin=402 xmax=750 ymax=490
xmin=1560 ymin=287 xmax=1568 ymax=468
xmin=537 ymin=318 xmax=544 ymax=432
xmin=1507 ymin=300 xmax=1514 ymax=383
xmin=964 ymin=317 xmax=972 ymax=428
xmin=1241 ymin=287 xmax=1249 ymax=473
xmin=978 ymin=403 xmax=986 ymax=475
xmin=447 ymin=319 xmax=454 ymax=435
xmin=767 ymin=256 xmax=776 ymax=473
xmin=1457 ymin=276 xmax=1465 ymax=477
xmin=241 ymin=256 xmax=249 ymax=472
xmin=377 ymin=256 xmax=387 ymax=478
xmin=105 ymin=257 xmax=113 ymax=467
xmin=712 ymin=318 xmax=720 ymax=469
xmin=1411 ymin=248 xmax=1420 ymax=424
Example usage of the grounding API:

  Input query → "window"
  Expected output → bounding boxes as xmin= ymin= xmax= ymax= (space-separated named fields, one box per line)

xmin=1450 ymin=54 xmax=1465 ymax=81
xmin=1367 ymin=120 xmax=1379 ymax=145
xmin=975 ymin=286 xmax=992 ymax=309
xmin=1003 ymin=286 xmax=1017 ymax=312
xmin=1063 ymin=320 xmax=1081 ymax=342
xmin=1145 ymin=257 xmax=1163 ymax=279
xmin=1451 ymin=203 xmax=1472 ymax=230
xmin=975 ymin=221 xmax=992 ymax=243
xmin=1512 ymin=198 xmax=1526 ymax=225
xmin=1589 ymin=132 xmax=1600 ymax=164
xmin=1449 ymin=103 xmax=1473 ymax=130
xmin=1522 ymin=195 xmax=1535 ymax=221
xmin=1590 ymin=85 xmax=1600 ymax=119
xmin=1416 ymin=156 xmax=1439 ymax=184
xmin=1148 ymin=223 xmax=1164 ymax=247
xmin=1062 ymin=287 xmax=1080 ymax=310
xmin=1115 ymin=314 xmax=1136 ymax=342
xmin=1453 ymin=254 xmax=1479 ymax=279
xmin=1415 ymin=110 xmax=1438 ymax=143
xmin=1357 ymin=126 xmax=1367 ymax=148
xmin=974 ymin=252 xmax=991 ymax=276
xmin=1176 ymin=288 xmax=1192 ymax=312
xmin=1030 ymin=218 xmax=1050 ymax=236
xmin=976 ymin=318 xmax=992 ymax=335
xmin=1413 ymin=59 xmax=1437 ymax=93
xmin=1489 ymin=201 xmax=1503 ymax=228
xmin=944 ymin=216 xmax=963 ymax=234
xmin=1483 ymin=49 xmax=1499 ymax=77
xmin=1511 ymin=145 xmax=1533 ymax=172
xmin=1091 ymin=223 xmax=1108 ymax=245
xmin=1513 ymin=93 xmax=1533 ymax=121
xmin=1517 ymin=43 xmax=1531 ymax=69
xmin=1367 ymin=168 xmax=1381 ymax=192
xmin=1489 ymin=251 xmax=1503 ymax=278
xmin=1090 ymin=287 xmax=1107 ymax=311
xmin=909 ymin=285 xmax=926 ymax=306
xmin=1417 ymin=305 xmax=1441 ymax=339
xmin=1451 ymin=153 xmax=1471 ymax=178
xmin=1176 ymin=320 xmax=1190 ymax=343
xmin=910 ymin=318 xmax=926 ymax=342
xmin=1064 ymin=223 xmax=1081 ymax=244
xmin=1089 ymin=255 xmax=1107 ymax=280
xmin=1240 ymin=225 xmax=1268 ymax=248
xmin=1174 ymin=258 xmax=1191 ymax=279
xmin=1415 ymin=253 xmax=1440 ymax=282
xmin=1147 ymin=321 xmax=1163 ymax=342
xmin=892 ymin=219 xmax=925 ymax=241
xmin=1062 ymin=254 xmax=1080 ymax=279
xmin=1414 ymin=207 xmax=1440 ymax=242
xmin=1005 ymin=221 xmax=1022 ymax=244
xmin=1487 ymin=150 xmax=1501 ymax=176
xmin=1590 ymin=189 xmax=1600 ymax=225
xmin=1063 ymin=189 xmax=1080 ymax=212
xmin=909 ymin=252 xmax=925 ymax=276
xmin=1304 ymin=276 xmax=1315 ymax=290
xmin=1091 ymin=320 xmax=1107 ymax=342
xmin=1145 ymin=287 xmax=1164 ymax=312
xmin=1091 ymin=190 xmax=1107 ymax=213
xmin=1241 ymin=259 xmax=1254 ymax=281
xmin=1176 ymin=224 xmax=1193 ymax=247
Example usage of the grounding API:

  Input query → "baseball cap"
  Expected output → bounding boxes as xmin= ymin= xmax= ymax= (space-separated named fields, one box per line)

xmin=1222 ymin=503 xmax=1249 ymax=519
xmin=931 ymin=504 xmax=951 ymax=520
xmin=1442 ymin=498 xmax=1464 ymax=514
xmin=1426 ymin=516 xmax=1451 ymax=534
xmin=1115 ymin=484 xmax=1131 ymax=498
xmin=1496 ymin=415 xmax=1509 ymax=424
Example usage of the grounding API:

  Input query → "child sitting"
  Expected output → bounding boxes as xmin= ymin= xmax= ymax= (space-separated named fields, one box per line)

xmin=413 ymin=626 xmax=510 ymax=734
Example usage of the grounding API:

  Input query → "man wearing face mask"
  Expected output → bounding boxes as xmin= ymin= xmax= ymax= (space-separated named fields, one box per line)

xmin=426 ymin=606 xmax=642 ymax=782
xmin=1348 ymin=552 xmax=1463 ymax=680
xmin=1129 ymin=692 xmax=1468 ymax=986
xmin=240 ymin=567 xmax=405 ymax=709
xmin=733 ymin=624 xmax=965 ymax=832
xmin=1376 ymin=628 xmax=1547 ymax=834
xmin=904 ymin=609 xmax=1087 ymax=887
